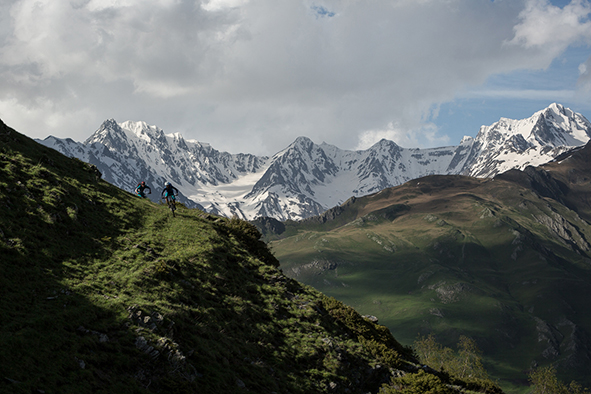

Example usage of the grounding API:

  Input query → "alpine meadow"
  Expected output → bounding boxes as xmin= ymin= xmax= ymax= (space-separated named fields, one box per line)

xmin=0 ymin=119 xmax=511 ymax=393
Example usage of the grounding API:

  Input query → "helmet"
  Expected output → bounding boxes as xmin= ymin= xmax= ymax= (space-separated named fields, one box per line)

xmin=141 ymin=181 xmax=145 ymax=186
xmin=165 ymin=181 xmax=171 ymax=187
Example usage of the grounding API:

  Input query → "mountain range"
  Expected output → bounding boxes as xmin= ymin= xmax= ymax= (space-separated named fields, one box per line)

xmin=38 ymin=103 xmax=591 ymax=221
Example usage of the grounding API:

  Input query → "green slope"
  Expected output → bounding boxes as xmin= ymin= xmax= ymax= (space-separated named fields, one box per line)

xmin=0 ymin=119 xmax=503 ymax=394
xmin=268 ymin=155 xmax=591 ymax=393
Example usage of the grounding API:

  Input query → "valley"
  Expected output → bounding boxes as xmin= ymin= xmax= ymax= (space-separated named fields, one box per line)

xmin=10 ymin=102 xmax=591 ymax=393
xmin=267 ymin=148 xmax=591 ymax=392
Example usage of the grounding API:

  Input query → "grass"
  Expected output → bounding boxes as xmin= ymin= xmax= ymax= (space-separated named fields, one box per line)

xmin=270 ymin=172 xmax=591 ymax=393
xmin=0 ymin=120 xmax=505 ymax=393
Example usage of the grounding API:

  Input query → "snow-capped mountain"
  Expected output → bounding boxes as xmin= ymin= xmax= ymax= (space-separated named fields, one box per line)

xmin=41 ymin=119 xmax=269 ymax=213
xmin=38 ymin=103 xmax=591 ymax=221
xmin=463 ymin=103 xmax=591 ymax=177
xmin=246 ymin=136 xmax=473 ymax=219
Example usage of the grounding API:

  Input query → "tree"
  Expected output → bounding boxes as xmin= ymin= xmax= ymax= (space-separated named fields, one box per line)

xmin=529 ymin=366 xmax=565 ymax=394
xmin=528 ymin=366 xmax=590 ymax=394
xmin=413 ymin=334 xmax=455 ymax=373
xmin=413 ymin=334 xmax=488 ymax=379
xmin=456 ymin=335 xmax=489 ymax=380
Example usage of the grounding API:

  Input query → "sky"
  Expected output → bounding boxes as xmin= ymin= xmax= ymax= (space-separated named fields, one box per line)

xmin=1 ymin=0 xmax=590 ymax=156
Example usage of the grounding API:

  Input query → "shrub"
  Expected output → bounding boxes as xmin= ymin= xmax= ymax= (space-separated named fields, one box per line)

xmin=380 ymin=370 xmax=454 ymax=394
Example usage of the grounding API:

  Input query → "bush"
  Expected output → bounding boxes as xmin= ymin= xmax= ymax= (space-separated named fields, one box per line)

xmin=380 ymin=370 xmax=455 ymax=394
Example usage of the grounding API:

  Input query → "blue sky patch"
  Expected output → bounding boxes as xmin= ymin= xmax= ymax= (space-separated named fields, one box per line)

xmin=311 ymin=5 xmax=335 ymax=18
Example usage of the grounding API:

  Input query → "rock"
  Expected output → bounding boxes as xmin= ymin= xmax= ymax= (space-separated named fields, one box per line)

xmin=76 ymin=358 xmax=85 ymax=369
xmin=363 ymin=315 xmax=379 ymax=323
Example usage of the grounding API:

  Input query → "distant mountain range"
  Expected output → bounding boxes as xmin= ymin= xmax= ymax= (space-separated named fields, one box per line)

xmin=38 ymin=103 xmax=591 ymax=220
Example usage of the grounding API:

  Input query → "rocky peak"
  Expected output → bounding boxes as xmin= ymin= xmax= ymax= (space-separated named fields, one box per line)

xmin=369 ymin=138 xmax=401 ymax=153
xmin=84 ymin=119 xmax=130 ymax=150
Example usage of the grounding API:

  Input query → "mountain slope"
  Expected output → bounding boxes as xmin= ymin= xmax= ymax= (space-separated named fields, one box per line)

xmin=38 ymin=103 xmax=591 ymax=221
xmin=266 ymin=142 xmax=591 ymax=392
xmin=1 ymin=119 xmax=504 ymax=394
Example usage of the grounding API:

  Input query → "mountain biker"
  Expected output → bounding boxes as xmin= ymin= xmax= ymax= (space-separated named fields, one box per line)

xmin=161 ymin=181 xmax=179 ymax=204
xmin=135 ymin=181 xmax=151 ymax=198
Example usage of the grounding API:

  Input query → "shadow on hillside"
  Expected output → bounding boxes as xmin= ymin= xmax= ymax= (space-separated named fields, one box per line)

xmin=281 ymin=231 xmax=591 ymax=389
xmin=0 ymin=121 xmax=150 ymax=393
xmin=115 ymin=220 xmax=397 ymax=394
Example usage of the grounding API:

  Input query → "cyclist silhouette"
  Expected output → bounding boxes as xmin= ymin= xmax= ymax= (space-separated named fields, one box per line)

xmin=135 ymin=181 xmax=151 ymax=198
xmin=161 ymin=182 xmax=179 ymax=204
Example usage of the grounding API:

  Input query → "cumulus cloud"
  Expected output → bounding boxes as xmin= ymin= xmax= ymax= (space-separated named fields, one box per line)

xmin=508 ymin=0 xmax=591 ymax=54
xmin=0 ymin=0 xmax=590 ymax=155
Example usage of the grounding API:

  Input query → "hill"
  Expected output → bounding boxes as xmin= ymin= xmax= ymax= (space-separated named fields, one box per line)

xmin=266 ymin=143 xmax=591 ymax=393
xmin=0 ymin=119 xmax=503 ymax=393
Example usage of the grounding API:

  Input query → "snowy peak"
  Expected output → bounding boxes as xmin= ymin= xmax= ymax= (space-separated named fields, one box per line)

xmin=534 ymin=103 xmax=591 ymax=146
xmin=37 ymin=103 xmax=591 ymax=221
xmin=464 ymin=103 xmax=591 ymax=178
xmin=370 ymin=138 xmax=401 ymax=151
xmin=119 ymin=120 xmax=163 ymax=138
xmin=291 ymin=136 xmax=315 ymax=151
xmin=460 ymin=136 xmax=473 ymax=145
xmin=475 ymin=103 xmax=590 ymax=149
xmin=85 ymin=119 xmax=126 ymax=147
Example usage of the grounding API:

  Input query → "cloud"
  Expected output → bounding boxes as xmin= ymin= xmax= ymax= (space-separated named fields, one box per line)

xmin=1 ymin=0 xmax=590 ymax=155
xmin=202 ymin=0 xmax=250 ymax=12
xmin=0 ymin=96 xmax=97 ymax=137
xmin=355 ymin=121 xmax=449 ymax=150
xmin=461 ymin=88 xmax=575 ymax=101
xmin=508 ymin=0 xmax=591 ymax=57
xmin=578 ymin=56 xmax=591 ymax=92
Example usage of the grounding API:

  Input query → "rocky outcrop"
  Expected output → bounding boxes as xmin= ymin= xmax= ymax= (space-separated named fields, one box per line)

xmin=533 ymin=212 xmax=591 ymax=253
xmin=289 ymin=259 xmax=340 ymax=277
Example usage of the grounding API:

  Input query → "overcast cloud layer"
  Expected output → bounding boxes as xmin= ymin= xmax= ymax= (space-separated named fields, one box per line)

xmin=1 ymin=0 xmax=590 ymax=155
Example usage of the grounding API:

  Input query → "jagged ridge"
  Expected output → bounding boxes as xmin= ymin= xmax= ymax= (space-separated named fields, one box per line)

xmin=38 ymin=103 xmax=591 ymax=221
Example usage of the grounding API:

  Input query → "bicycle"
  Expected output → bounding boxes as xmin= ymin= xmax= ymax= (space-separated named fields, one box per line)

xmin=136 ymin=190 xmax=150 ymax=198
xmin=166 ymin=195 xmax=177 ymax=217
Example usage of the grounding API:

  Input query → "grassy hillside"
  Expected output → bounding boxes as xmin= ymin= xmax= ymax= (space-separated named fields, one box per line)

xmin=267 ymin=151 xmax=591 ymax=393
xmin=0 ymin=119 xmax=504 ymax=394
